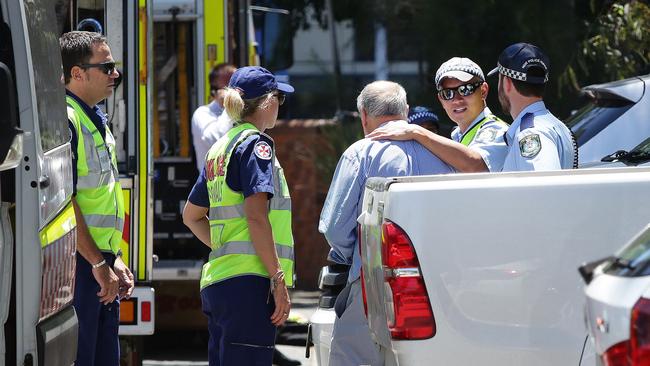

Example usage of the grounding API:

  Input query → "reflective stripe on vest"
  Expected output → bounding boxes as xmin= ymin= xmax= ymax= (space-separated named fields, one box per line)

xmin=460 ymin=114 xmax=508 ymax=146
xmin=76 ymin=120 xmax=117 ymax=189
xmin=67 ymin=96 xmax=125 ymax=254
xmin=202 ymin=122 xmax=294 ymax=289
xmin=208 ymin=197 xmax=291 ymax=220
xmin=209 ymin=241 xmax=294 ymax=261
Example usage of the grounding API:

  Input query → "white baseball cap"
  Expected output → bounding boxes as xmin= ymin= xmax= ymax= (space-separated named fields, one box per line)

xmin=435 ymin=57 xmax=485 ymax=90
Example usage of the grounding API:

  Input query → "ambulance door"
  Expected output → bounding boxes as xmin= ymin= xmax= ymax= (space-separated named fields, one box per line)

xmin=104 ymin=0 xmax=157 ymax=339
xmin=66 ymin=0 xmax=155 ymax=361
xmin=150 ymin=0 xmax=227 ymax=332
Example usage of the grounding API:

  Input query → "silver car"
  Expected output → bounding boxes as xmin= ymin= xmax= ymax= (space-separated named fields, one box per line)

xmin=583 ymin=223 xmax=650 ymax=365
xmin=566 ymin=74 xmax=650 ymax=165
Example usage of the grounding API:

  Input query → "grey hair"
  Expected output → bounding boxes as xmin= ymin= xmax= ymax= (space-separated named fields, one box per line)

xmin=356 ymin=81 xmax=408 ymax=119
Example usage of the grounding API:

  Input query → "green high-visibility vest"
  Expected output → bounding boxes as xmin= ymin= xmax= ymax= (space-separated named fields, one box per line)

xmin=460 ymin=114 xmax=509 ymax=146
xmin=67 ymin=96 xmax=125 ymax=254
xmin=201 ymin=122 xmax=294 ymax=290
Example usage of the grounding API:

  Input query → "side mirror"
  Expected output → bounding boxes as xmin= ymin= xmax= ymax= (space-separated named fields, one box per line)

xmin=0 ymin=61 xmax=23 ymax=171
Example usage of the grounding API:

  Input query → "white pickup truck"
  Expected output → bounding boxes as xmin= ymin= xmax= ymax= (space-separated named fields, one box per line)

xmin=349 ymin=167 xmax=650 ymax=365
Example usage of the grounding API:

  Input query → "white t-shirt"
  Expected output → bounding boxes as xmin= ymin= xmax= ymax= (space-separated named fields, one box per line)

xmin=191 ymin=101 xmax=234 ymax=171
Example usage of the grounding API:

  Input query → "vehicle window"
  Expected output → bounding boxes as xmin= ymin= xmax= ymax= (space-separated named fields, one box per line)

xmin=23 ymin=0 xmax=69 ymax=152
xmin=565 ymin=99 xmax=633 ymax=146
xmin=604 ymin=226 xmax=650 ymax=277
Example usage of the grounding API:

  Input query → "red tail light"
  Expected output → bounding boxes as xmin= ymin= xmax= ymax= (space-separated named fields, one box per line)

xmin=602 ymin=341 xmax=629 ymax=366
xmin=142 ymin=301 xmax=152 ymax=322
xmin=630 ymin=298 xmax=650 ymax=365
xmin=381 ymin=221 xmax=435 ymax=340
xmin=601 ymin=297 xmax=650 ymax=366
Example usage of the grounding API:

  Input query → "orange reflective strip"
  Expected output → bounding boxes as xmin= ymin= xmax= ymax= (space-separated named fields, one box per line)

xmin=120 ymin=299 xmax=136 ymax=324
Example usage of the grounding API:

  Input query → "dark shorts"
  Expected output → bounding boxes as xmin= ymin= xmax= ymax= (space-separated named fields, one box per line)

xmin=201 ymin=275 xmax=277 ymax=366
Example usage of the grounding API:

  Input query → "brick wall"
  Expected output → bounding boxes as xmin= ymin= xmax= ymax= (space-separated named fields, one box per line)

xmin=267 ymin=119 xmax=337 ymax=290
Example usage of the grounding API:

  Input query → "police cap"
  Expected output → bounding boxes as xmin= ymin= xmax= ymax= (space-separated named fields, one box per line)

xmin=487 ymin=43 xmax=550 ymax=84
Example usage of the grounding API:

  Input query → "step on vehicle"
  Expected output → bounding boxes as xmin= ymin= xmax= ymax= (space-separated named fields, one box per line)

xmin=308 ymin=264 xmax=349 ymax=366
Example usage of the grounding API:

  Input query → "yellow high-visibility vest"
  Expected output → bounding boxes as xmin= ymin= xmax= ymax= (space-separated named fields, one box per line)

xmin=67 ymin=96 xmax=124 ymax=254
xmin=201 ymin=122 xmax=294 ymax=289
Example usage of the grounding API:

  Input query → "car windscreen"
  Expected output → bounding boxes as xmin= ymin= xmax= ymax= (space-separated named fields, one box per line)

xmin=565 ymin=98 xmax=634 ymax=146
xmin=603 ymin=226 xmax=650 ymax=277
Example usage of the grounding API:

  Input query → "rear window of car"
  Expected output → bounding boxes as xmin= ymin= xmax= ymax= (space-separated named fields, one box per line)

xmin=603 ymin=226 xmax=650 ymax=277
xmin=566 ymin=99 xmax=633 ymax=146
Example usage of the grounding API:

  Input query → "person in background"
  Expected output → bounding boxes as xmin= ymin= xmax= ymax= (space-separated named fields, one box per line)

xmin=183 ymin=66 xmax=295 ymax=365
xmin=61 ymin=31 xmax=134 ymax=366
xmin=191 ymin=63 xmax=237 ymax=172
xmin=369 ymin=57 xmax=509 ymax=172
xmin=408 ymin=106 xmax=440 ymax=134
xmin=320 ymin=81 xmax=453 ymax=366
xmin=486 ymin=42 xmax=577 ymax=170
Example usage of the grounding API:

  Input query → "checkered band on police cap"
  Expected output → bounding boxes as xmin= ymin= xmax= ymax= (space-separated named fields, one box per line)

xmin=487 ymin=43 xmax=550 ymax=84
xmin=435 ymin=57 xmax=485 ymax=90
xmin=495 ymin=63 xmax=529 ymax=82
xmin=408 ymin=106 xmax=438 ymax=125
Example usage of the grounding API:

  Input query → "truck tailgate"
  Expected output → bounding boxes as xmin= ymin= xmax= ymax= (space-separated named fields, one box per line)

xmin=359 ymin=168 xmax=650 ymax=365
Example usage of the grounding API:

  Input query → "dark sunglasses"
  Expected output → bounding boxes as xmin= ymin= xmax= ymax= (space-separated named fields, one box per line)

xmin=273 ymin=93 xmax=286 ymax=106
xmin=79 ymin=61 xmax=116 ymax=75
xmin=438 ymin=82 xmax=483 ymax=101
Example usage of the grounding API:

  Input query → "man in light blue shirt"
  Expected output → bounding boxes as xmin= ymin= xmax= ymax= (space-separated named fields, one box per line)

xmin=319 ymin=81 xmax=453 ymax=366
xmin=487 ymin=42 xmax=576 ymax=170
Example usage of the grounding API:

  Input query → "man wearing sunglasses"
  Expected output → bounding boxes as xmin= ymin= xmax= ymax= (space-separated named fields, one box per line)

xmin=487 ymin=42 xmax=576 ymax=170
xmin=60 ymin=31 xmax=133 ymax=366
xmin=368 ymin=58 xmax=508 ymax=172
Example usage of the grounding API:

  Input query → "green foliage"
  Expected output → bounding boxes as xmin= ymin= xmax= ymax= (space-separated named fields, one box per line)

xmin=559 ymin=0 xmax=650 ymax=94
xmin=280 ymin=0 xmax=647 ymax=119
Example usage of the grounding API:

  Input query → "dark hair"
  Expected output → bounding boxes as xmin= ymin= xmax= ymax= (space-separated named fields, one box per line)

xmin=60 ymin=31 xmax=107 ymax=84
xmin=209 ymin=63 xmax=237 ymax=92
xmin=504 ymin=67 xmax=546 ymax=97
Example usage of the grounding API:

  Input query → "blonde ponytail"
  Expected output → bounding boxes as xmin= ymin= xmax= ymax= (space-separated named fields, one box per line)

xmin=223 ymin=87 xmax=245 ymax=121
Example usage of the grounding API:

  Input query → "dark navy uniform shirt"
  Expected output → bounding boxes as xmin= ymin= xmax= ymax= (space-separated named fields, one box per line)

xmin=66 ymin=90 xmax=108 ymax=195
xmin=188 ymin=134 xmax=275 ymax=207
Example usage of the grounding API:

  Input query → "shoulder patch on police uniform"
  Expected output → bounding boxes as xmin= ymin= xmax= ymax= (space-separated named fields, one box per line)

xmin=253 ymin=140 xmax=273 ymax=160
xmin=519 ymin=134 xmax=541 ymax=158
xmin=475 ymin=128 xmax=497 ymax=143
